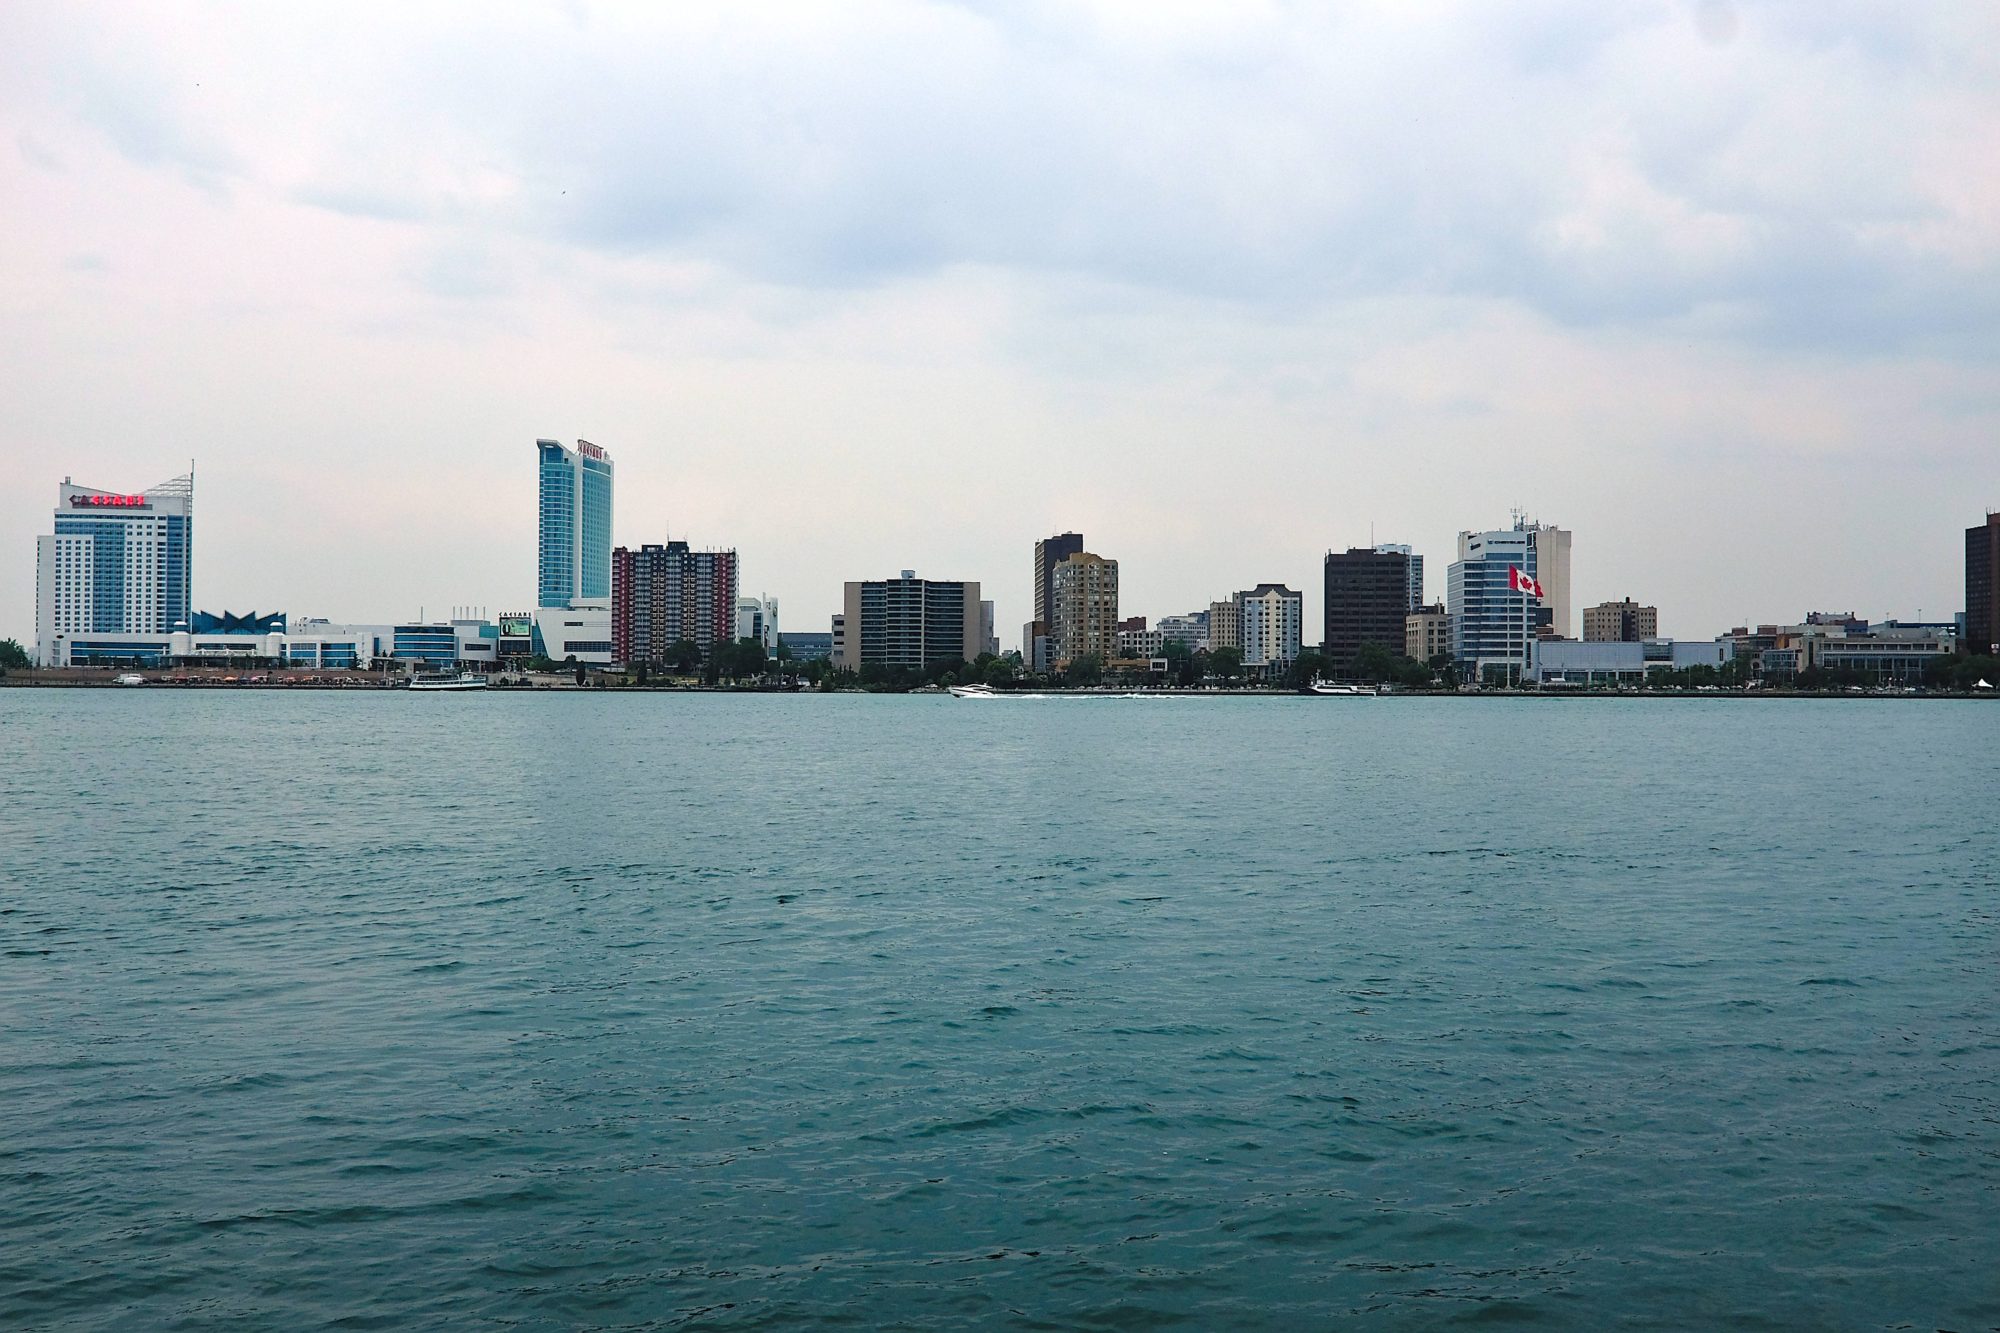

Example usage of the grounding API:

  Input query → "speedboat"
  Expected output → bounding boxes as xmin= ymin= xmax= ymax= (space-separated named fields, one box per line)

xmin=948 ymin=683 xmax=998 ymax=698
xmin=114 ymin=672 xmax=146 ymax=686
xmin=410 ymin=671 xmax=490 ymax=692
xmin=1307 ymin=681 xmax=1373 ymax=696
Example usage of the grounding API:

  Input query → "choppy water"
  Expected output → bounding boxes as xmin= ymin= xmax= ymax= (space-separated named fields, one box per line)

xmin=2 ymin=690 xmax=1996 ymax=1330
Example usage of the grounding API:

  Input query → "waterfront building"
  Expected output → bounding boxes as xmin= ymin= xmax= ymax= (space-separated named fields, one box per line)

xmin=1372 ymin=543 xmax=1424 ymax=611
xmin=1584 ymin=598 xmax=1658 ymax=642
xmin=1032 ymin=532 xmax=1084 ymax=632
xmin=1022 ymin=622 xmax=1054 ymax=673
xmin=1447 ymin=517 xmax=1572 ymax=680
xmin=537 ymin=439 xmax=614 ymax=610
xmin=1406 ymin=605 xmax=1451 ymax=662
xmin=1052 ymin=551 xmax=1119 ymax=664
xmin=35 ymin=472 xmax=195 ymax=666
xmin=1238 ymin=584 xmax=1303 ymax=672
xmin=837 ymin=572 xmax=984 ymax=671
xmin=613 ymin=542 xmax=740 ymax=666
xmin=1968 ymin=512 xmax=2000 ymax=656
xmin=735 ymin=595 xmax=779 ymax=652
xmin=1157 ymin=611 xmax=1209 ymax=651
xmin=1208 ymin=598 xmax=1241 ymax=652
xmin=496 ymin=612 xmax=535 ymax=659
xmin=778 ymin=631 xmax=832 ymax=663
xmin=1116 ymin=627 xmax=1166 ymax=659
xmin=285 ymin=620 xmax=394 ymax=670
xmin=1529 ymin=639 xmax=1726 ymax=686
xmin=1323 ymin=546 xmax=1416 ymax=666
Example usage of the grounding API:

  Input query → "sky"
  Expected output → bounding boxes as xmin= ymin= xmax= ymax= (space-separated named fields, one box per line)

xmin=5 ymin=1 xmax=1998 ymax=649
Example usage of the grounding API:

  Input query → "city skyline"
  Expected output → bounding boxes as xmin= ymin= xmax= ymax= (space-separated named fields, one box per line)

xmin=5 ymin=6 xmax=1998 ymax=647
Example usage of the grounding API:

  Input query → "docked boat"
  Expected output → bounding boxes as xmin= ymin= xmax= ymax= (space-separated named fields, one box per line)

xmin=409 ymin=671 xmax=490 ymax=692
xmin=948 ymin=683 xmax=998 ymax=698
xmin=1307 ymin=681 xmax=1374 ymax=696
xmin=114 ymin=672 xmax=146 ymax=686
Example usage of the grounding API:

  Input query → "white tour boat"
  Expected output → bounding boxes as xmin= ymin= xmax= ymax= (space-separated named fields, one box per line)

xmin=1307 ymin=681 xmax=1374 ymax=696
xmin=409 ymin=671 xmax=490 ymax=692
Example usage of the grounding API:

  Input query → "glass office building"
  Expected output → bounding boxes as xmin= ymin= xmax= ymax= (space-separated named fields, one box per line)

xmin=1447 ymin=518 xmax=1572 ymax=682
xmin=538 ymin=439 xmax=614 ymax=608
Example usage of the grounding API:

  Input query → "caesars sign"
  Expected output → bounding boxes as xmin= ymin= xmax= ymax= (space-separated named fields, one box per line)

xmin=499 ymin=617 xmax=534 ymax=638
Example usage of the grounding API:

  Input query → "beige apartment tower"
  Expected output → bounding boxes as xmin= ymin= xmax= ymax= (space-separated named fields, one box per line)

xmin=1406 ymin=606 xmax=1451 ymax=662
xmin=1052 ymin=551 xmax=1119 ymax=665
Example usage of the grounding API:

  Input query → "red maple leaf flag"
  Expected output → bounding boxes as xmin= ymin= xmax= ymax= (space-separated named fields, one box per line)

xmin=1508 ymin=566 xmax=1544 ymax=599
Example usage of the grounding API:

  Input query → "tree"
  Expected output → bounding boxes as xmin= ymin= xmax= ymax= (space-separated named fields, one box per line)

xmin=667 ymin=639 xmax=704 ymax=674
xmin=1209 ymin=646 xmax=1244 ymax=682
xmin=1063 ymin=654 xmax=1105 ymax=687
xmin=1284 ymin=649 xmax=1329 ymax=690
xmin=1350 ymin=642 xmax=1398 ymax=684
xmin=0 ymin=639 xmax=28 ymax=673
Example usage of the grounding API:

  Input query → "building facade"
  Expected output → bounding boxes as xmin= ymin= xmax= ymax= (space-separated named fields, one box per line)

xmin=613 ymin=542 xmax=740 ymax=665
xmin=35 ymin=473 xmax=195 ymax=665
xmin=1323 ymin=546 xmax=1416 ymax=666
xmin=1447 ymin=518 xmax=1572 ymax=679
xmin=1157 ymin=610 xmax=1209 ymax=651
xmin=1373 ymin=543 xmax=1424 ymax=612
xmin=1033 ymin=532 xmax=1084 ymax=632
xmin=1208 ymin=598 xmax=1241 ymax=652
xmin=1968 ymin=512 xmax=2000 ymax=656
xmin=1583 ymin=598 xmax=1658 ymax=642
xmin=1529 ymin=639 xmax=1726 ymax=685
xmin=1052 ymin=551 xmax=1119 ymax=664
xmin=1406 ymin=606 xmax=1451 ymax=662
xmin=735 ymin=595 xmax=779 ymax=652
xmin=537 ymin=438 xmax=614 ymax=609
xmin=1238 ymin=584 xmax=1303 ymax=671
xmin=837 ymin=573 xmax=984 ymax=671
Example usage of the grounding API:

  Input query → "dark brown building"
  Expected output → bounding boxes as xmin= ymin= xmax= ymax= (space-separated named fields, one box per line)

xmin=1969 ymin=512 xmax=2000 ymax=656
xmin=1033 ymin=532 xmax=1084 ymax=631
xmin=1323 ymin=547 xmax=1414 ymax=667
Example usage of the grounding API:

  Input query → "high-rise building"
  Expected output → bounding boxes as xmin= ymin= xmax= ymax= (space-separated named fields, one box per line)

xmin=1238 ymin=584 xmax=1303 ymax=671
xmin=613 ymin=542 xmax=739 ymax=665
xmin=1373 ymin=543 xmax=1424 ymax=612
xmin=837 ymin=572 xmax=984 ymax=671
xmin=980 ymin=600 xmax=999 ymax=658
xmin=1583 ymin=598 xmax=1658 ymax=643
xmin=36 ymin=472 xmax=194 ymax=665
xmin=1033 ymin=532 xmax=1084 ymax=631
xmin=1323 ymin=546 xmax=1416 ymax=666
xmin=1447 ymin=517 xmax=1572 ymax=679
xmin=1208 ymin=598 xmax=1241 ymax=652
xmin=1052 ymin=551 xmax=1119 ymax=664
xmin=1967 ymin=512 xmax=2000 ymax=656
xmin=537 ymin=438 xmax=614 ymax=609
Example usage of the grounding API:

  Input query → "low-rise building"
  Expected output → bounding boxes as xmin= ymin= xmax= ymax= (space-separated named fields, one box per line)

xmin=1529 ymin=639 xmax=1725 ymax=685
xmin=1583 ymin=598 xmax=1658 ymax=642
xmin=1406 ymin=605 xmax=1451 ymax=662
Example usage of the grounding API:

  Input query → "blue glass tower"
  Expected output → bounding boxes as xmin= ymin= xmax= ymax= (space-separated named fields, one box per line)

xmin=537 ymin=439 xmax=614 ymax=608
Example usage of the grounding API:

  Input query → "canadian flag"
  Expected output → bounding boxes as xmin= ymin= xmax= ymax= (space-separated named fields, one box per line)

xmin=1508 ymin=566 xmax=1544 ymax=599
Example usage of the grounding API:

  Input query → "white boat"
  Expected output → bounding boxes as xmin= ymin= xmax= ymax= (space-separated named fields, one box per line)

xmin=1307 ymin=681 xmax=1373 ymax=696
xmin=410 ymin=671 xmax=490 ymax=692
xmin=948 ymin=683 xmax=998 ymax=699
xmin=114 ymin=672 xmax=146 ymax=686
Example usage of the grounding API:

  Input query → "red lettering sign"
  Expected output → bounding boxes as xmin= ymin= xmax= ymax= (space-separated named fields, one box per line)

xmin=70 ymin=494 xmax=150 ymax=508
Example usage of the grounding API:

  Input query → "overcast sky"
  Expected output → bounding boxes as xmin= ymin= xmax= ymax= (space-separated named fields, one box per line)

xmin=5 ymin=1 xmax=1997 ymax=647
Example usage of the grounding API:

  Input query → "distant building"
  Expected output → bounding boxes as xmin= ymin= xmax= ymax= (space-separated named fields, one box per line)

xmin=831 ymin=613 xmax=847 ymax=663
xmin=1116 ymin=627 xmax=1165 ymax=658
xmin=1448 ymin=517 xmax=1572 ymax=680
xmin=611 ymin=542 xmax=739 ymax=666
xmin=1530 ymin=639 xmax=1726 ymax=685
xmin=1406 ymin=605 xmax=1451 ymax=662
xmin=1583 ymin=598 xmax=1658 ymax=643
xmin=735 ymin=595 xmax=779 ymax=651
xmin=980 ymin=600 xmax=999 ymax=658
xmin=537 ymin=439 xmax=613 ymax=610
xmin=1966 ymin=512 xmax=2000 ymax=655
xmin=1725 ymin=619 xmax=1956 ymax=682
xmin=779 ymin=631 xmax=832 ymax=663
xmin=1022 ymin=622 xmax=1054 ymax=673
xmin=35 ymin=471 xmax=195 ymax=666
xmin=1323 ymin=546 xmax=1416 ymax=666
xmin=1157 ymin=611 xmax=1209 ymax=651
xmin=1208 ymin=598 xmax=1241 ymax=652
xmin=1052 ymin=551 xmax=1119 ymax=664
xmin=837 ymin=572 xmax=984 ymax=671
xmin=1032 ymin=532 xmax=1084 ymax=632
xmin=1238 ymin=584 xmax=1303 ymax=672
xmin=1372 ymin=543 xmax=1424 ymax=611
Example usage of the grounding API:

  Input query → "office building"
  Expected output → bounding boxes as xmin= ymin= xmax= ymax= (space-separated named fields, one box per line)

xmin=1583 ymin=598 xmax=1658 ymax=643
xmin=1968 ymin=512 xmax=2000 ymax=656
xmin=1529 ymin=639 xmax=1726 ymax=686
xmin=1324 ymin=546 xmax=1416 ymax=666
xmin=35 ymin=472 xmax=194 ymax=666
xmin=1052 ymin=551 xmax=1119 ymax=664
xmin=779 ymin=631 xmax=833 ymax=663
xmin=980 ymin=600 xmax=999 ymax=658
xmin=736 ymin=595 xmax=779 ymax=652
xmin=537 ymin=439 xmax=614 ymax=609
xmin=1406 ymin=606 xmax=1451 ymax=662
xmin=1116 ymin=627 xmax=1165 ymax=659
xmin=1032 ymin=533 xmax=1084 ymax=631
xmin=1373 ymin=543 xmax=1424 ymax=611
xmin=613 ymin=542 xmax=740 ymax=666
xmin=1447 ymin=517 xmax=1572 ymax=679
xmin=837 ymin=572 xmax=984 ymax=671
xmin=1208 ymin=598 xmax=1241 ymax=652
xmin=1022 ymin=622 xmax=1054 ymax=673
xmin=1238 ymin=584 xmax=1303 ymax=671
xmin=1157 ymin=611 xmax=1209 ymax=651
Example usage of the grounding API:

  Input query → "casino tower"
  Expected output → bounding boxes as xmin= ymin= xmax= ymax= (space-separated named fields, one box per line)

xmin=36 ymin=471 xmax=194 ymax=665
